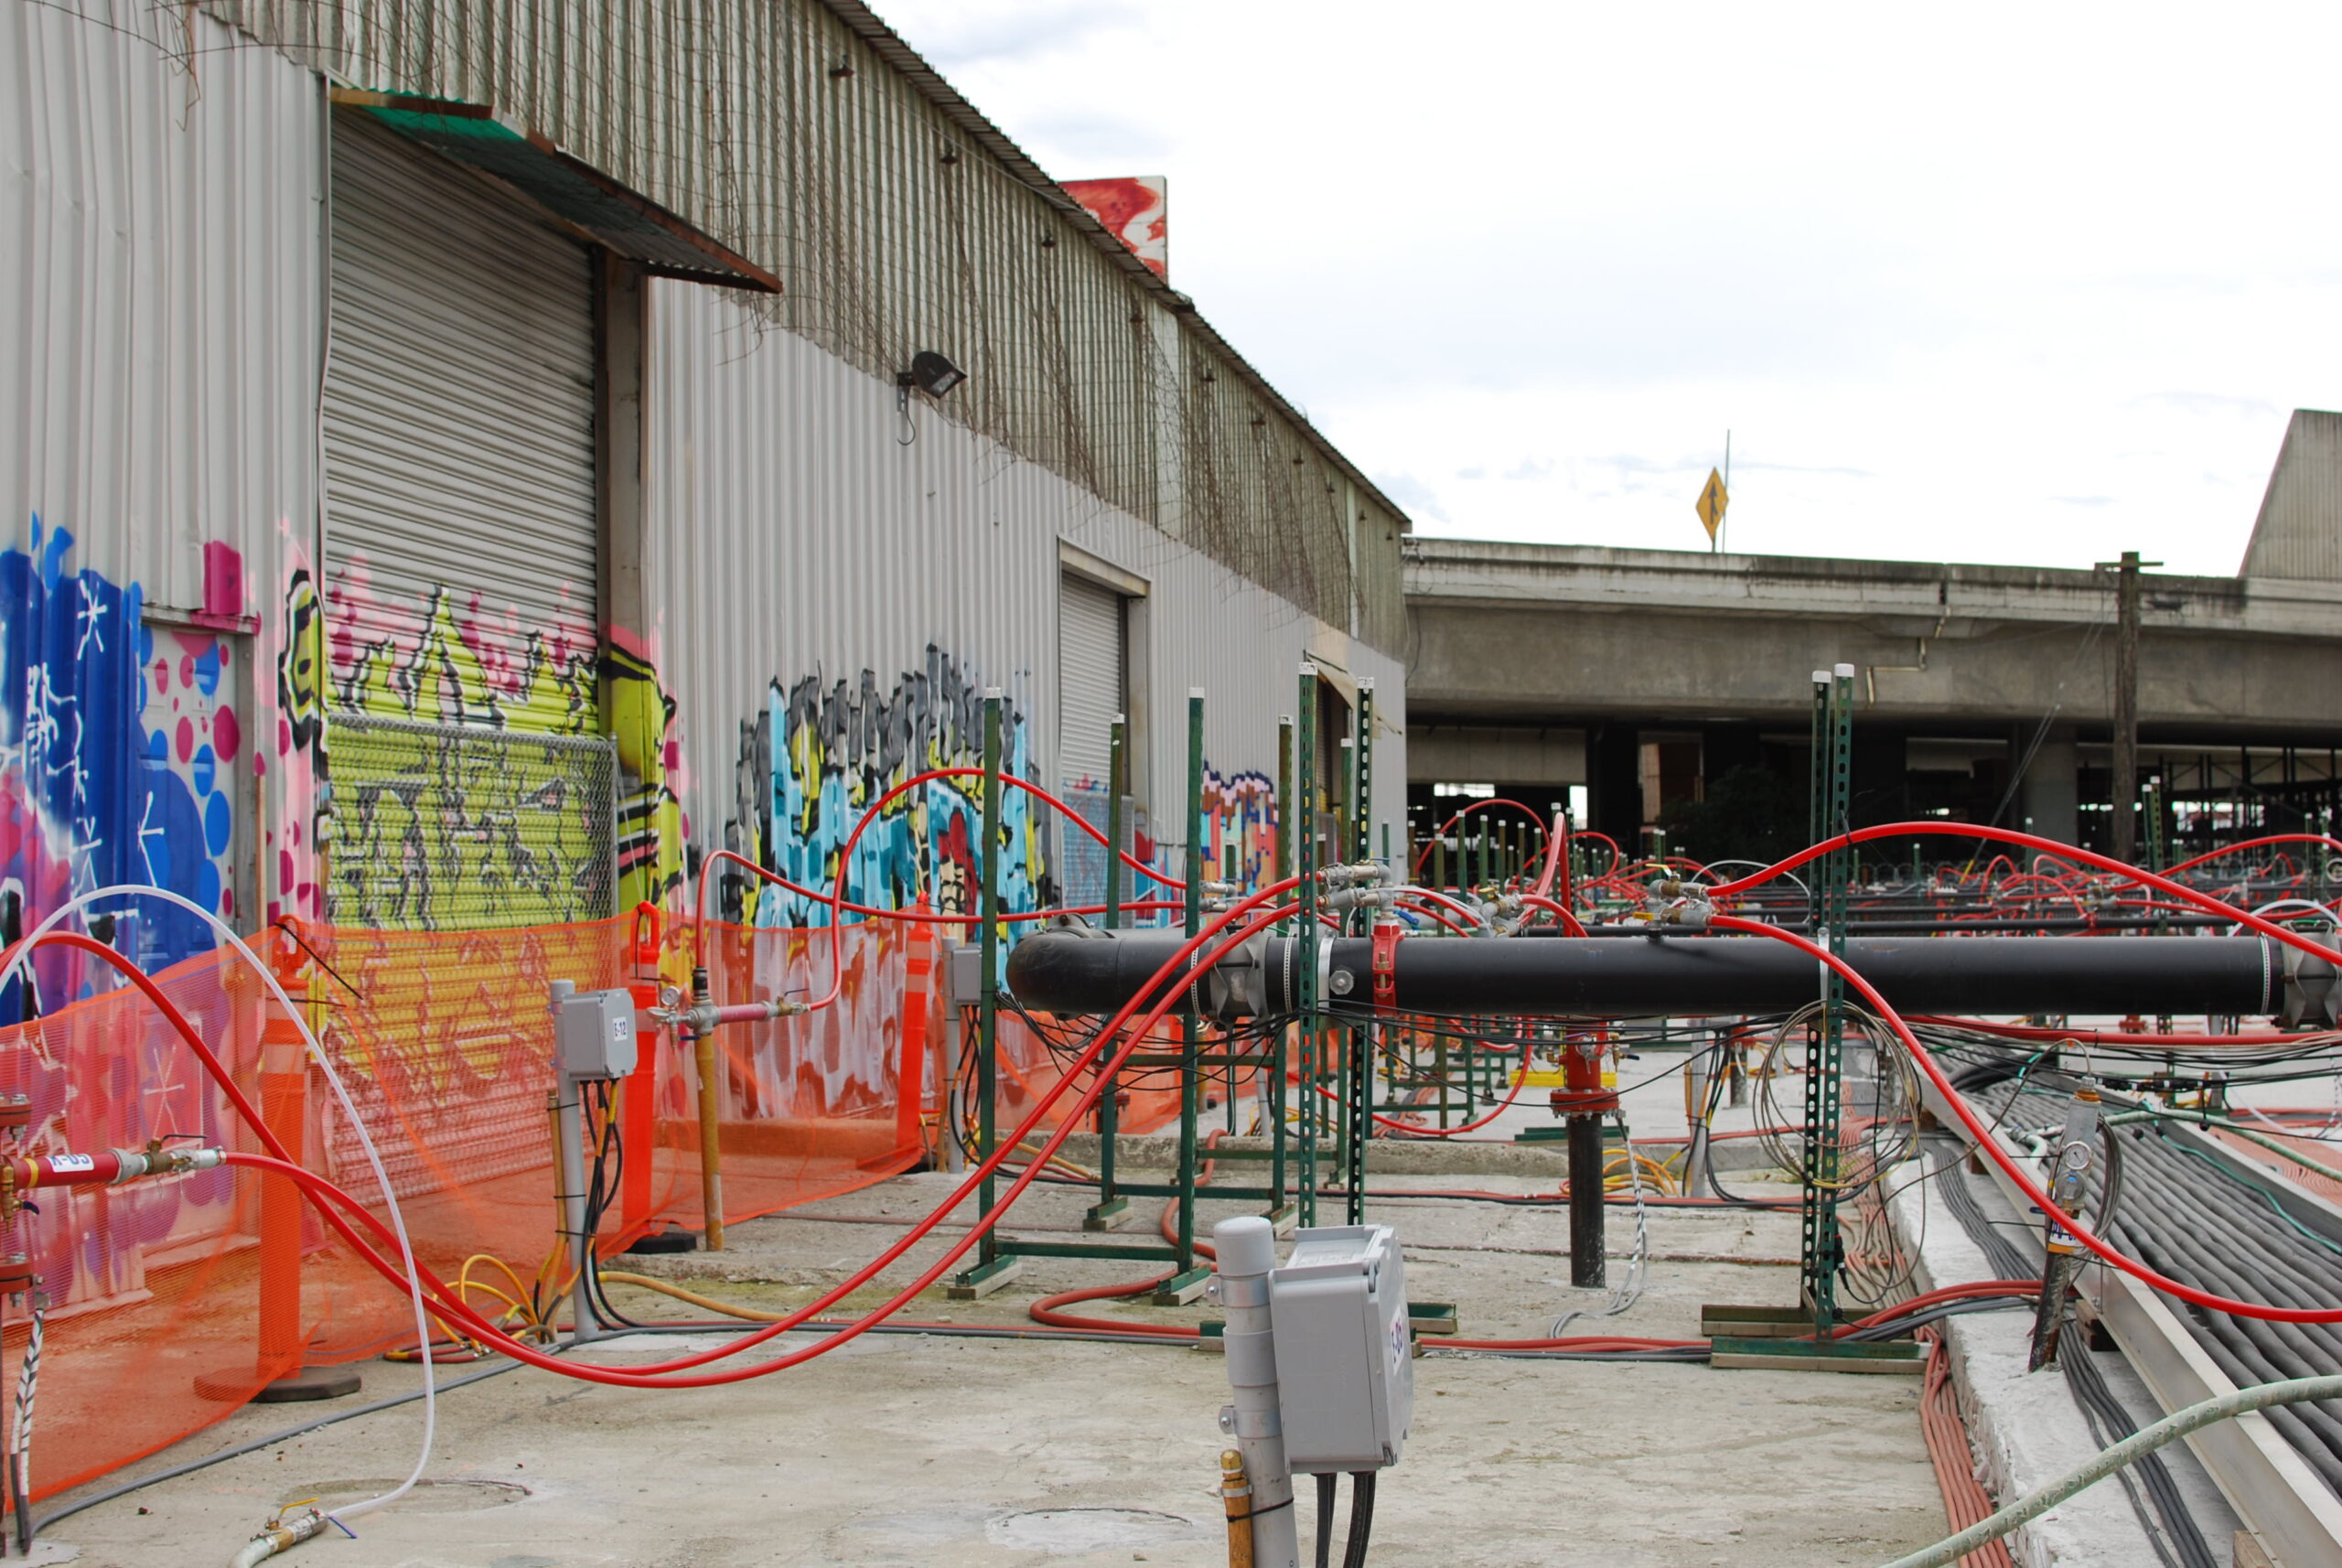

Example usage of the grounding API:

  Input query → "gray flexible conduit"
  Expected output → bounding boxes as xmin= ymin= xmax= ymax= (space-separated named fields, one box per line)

xmin=1985 ymin=1082 xmax=2342 ymax=1496
xmin=1928 ymin=1133 xmax=2217 ymax=1568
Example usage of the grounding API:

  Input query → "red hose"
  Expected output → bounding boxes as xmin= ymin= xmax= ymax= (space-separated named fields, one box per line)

xmin=1705 ymin=822 xmax=2342 ymax=971
xmin=1711 ymin=912 xmax=2342 ymax=1324
xmin=23 ymin=888 xmax=1305 ymax=1386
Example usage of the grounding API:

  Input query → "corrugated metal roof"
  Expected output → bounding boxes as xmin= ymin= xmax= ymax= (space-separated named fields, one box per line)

xmin=2241 ymin=409 xmax=2342 ymax=581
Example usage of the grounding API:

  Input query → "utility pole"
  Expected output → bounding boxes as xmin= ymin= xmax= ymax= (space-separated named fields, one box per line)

xmin=2098 ymin=551 xmax=2160 ymax=865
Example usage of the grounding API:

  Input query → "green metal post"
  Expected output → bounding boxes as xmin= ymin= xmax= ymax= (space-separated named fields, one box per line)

xmin=1802 ymin=665 xmax=1853 ymax=1335
xmin=1152 ymin=689 xmax=1210 ymax=1302
xmin=1346 ymin=682 xmax=1375 ymax=1224
xmin=1296 ymin=666 xmax=1320 ymax=1228
xmin=947 ymin=689 xmax=1019 ymax=1295
xmin=1272 ymin=714 xmax=1292 ymax=1220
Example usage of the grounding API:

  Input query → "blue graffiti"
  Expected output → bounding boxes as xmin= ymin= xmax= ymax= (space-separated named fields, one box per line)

xmin=1 ymin=519 xmax=220 ymax=1015
xmin=736 ymin=648 xmax=1047 ymax=931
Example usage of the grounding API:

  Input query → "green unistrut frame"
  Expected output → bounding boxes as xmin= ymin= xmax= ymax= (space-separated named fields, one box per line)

xmin=1800 ymin=666 xmax=1853 ymax=1335
xmin=952 ymin=684 xmax=1298 ymax=1301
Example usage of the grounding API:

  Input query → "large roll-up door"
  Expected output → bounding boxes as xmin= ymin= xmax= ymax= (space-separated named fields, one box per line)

xmin=322 ymin=112 xmax=612 ymax=930
xmin=324 ymin=111 xmax=597 ymax=735
xmin=1058 ymin=572 xmax=1125 ymax=790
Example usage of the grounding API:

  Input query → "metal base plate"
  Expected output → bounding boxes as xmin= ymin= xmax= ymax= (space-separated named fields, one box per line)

xmin=1148 ymin=1265 xmax=1212 ymax=1306
xmin=944 ymin=1256 xmax=1025 ymax=1300
xmin=1708 ymin=1335 xmax=1927 ymax=1375
xmin=194 ymin=1363 xmax=366 ymax=1403
xmin=1081 ymin=1197 xmax=1133 ymax=1232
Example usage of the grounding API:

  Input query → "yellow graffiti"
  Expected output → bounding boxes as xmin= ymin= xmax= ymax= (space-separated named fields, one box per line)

xmin=335 ymin=586 xmax=595 ymax=734
xmin=608 ymin=641 xmax=684 ymax=911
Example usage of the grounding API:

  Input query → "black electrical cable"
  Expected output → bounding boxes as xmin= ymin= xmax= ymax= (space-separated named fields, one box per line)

xmin=1988 ymin=1083 xmax=2342 ymax=1491
xmin=1314 ymin=1473 xmax=1337 ymax=1568
xmin=1934 ymin=1124 xmax=2223 ymax=1563
xmin=1340 ymin=1471 xmax=1376 ymax=1568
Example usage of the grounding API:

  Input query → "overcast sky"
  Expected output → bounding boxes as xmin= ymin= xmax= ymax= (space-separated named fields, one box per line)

xmin=876 ymin=1 xmax=2342 ymax=575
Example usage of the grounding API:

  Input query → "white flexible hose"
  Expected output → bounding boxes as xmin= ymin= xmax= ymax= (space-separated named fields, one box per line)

xmin=1877 ymin=1372 xmax=2342 ymax=1568
xmin=0 ymin=886 xmax=435 ymax=1530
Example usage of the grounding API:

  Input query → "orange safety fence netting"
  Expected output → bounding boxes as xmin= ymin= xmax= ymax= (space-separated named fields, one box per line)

xmin=0 ymin=912 xmax=985 ymax=1508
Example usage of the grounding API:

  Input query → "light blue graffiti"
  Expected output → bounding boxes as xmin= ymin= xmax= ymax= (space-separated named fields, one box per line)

xmin=729 ymin=647 xmax=1046 ymax=930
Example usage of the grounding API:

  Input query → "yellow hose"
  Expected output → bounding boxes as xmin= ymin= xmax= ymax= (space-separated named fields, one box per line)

xmin=599 ymin=1269 xmax=787 ymax=1322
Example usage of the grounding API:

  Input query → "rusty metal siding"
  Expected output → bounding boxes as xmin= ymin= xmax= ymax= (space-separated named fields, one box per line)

xmin=206 ymin=0 xmax=1410 ymax=656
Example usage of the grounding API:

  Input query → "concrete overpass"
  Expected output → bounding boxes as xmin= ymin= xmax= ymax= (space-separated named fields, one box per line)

xmin=1403 ymin=411 xmax=2342 ymax=854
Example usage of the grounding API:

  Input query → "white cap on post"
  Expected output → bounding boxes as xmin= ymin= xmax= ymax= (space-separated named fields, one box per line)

xmin=1832 ymin=662 xmax=1855 ymax=680
xmin=1215 ymin=1214 xmax=1277 ymax=1278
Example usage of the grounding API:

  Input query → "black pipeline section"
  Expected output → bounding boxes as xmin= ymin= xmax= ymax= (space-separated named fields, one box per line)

xmin=1005 ymin=930 xmax=2280 ymax=1020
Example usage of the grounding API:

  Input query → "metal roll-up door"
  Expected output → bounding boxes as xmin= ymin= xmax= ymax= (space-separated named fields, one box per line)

xmin=322 ymin=112 xmax=613 ymax=931
xmin=1058 ymin=572 xmax=1125 ymax=790
xmin=324 ymin=111 xmax=597 ymax=735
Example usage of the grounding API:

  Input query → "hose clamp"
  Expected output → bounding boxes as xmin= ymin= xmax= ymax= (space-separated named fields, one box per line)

xmin=1370 ymin=920 xmax=1402 ymax=1013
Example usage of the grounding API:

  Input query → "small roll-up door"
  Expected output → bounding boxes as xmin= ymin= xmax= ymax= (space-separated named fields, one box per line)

xmin=324 ymin=111 xmax=597 ymax=734
xmin=1058 ymin=572 xmax=1126 ymax=790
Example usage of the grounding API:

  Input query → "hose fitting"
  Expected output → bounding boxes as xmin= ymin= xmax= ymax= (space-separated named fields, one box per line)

xmin=229 ymin=1506 xmax=327 ymax=1568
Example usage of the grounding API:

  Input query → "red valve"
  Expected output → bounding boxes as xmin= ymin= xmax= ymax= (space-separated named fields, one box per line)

xmin=631 ymin=903 xmax=665 ymax=969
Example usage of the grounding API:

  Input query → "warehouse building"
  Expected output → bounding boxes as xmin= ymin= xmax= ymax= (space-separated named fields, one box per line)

xmin=1 ymin=0 xmax=1409 ymax=989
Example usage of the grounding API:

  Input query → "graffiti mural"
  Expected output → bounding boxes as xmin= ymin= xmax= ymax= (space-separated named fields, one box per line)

xmin=1201 ymin=768 xmax=1280 ymax=889
xmin=327 ymin=569 xmax=596 ymax=734
xmin=269 ymin=557 xmax=326 ymax=924
xmin=1 ymin=520 xmax=232 ymax=1016
xmin=608 ymin=634 xmax=685 ymax=912
xmin=321 ymin=564 xmax=605 ymax=929
xmin=726 ymin=646 xmax=1047 ymax=929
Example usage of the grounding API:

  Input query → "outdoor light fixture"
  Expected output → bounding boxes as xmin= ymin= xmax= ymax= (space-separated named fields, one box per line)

xmin=895 ymin=350 xmax=965 ymax=446
xmin=898 ymin=349 xmax=965 ymax=399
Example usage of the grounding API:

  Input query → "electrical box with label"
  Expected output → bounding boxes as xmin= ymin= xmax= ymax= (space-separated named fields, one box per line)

xmin=556 ymin=987 xmax=639 ymax=1080
xmin=1269 ymin=1224 xmax=1413 ymax=1472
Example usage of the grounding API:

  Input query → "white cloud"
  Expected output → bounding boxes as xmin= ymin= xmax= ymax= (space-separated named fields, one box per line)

xmin=874 ymin=0 xmax=2342 ymax=575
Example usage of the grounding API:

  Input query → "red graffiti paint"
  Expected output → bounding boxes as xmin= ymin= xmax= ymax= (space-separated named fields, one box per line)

xmin=212 ymin=703 xmax=240 ymax=761
xmin=175 ymin=717 xmax=194 ymax=763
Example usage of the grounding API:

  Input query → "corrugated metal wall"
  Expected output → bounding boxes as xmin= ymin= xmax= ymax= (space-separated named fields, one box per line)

xmin=0 ymin=4 xmax=324 ymax=957
xmin=204 ymin=0 xmax=1409 ymax=655
xmin=643 ymin=282 xmax=1407 ymax=908
xmin=2 ymin=5 xmax=317 ymax=618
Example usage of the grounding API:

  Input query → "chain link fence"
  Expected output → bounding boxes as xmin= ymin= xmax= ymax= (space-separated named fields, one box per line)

xmin=327 ymin=714 xmax=618 ymax=929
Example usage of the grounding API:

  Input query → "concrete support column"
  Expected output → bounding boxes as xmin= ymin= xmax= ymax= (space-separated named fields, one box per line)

xmin=1587 ymin=724 xmax=1640 ymax=848
xmin=2018 ymin=723 xmax=2079 ymax=847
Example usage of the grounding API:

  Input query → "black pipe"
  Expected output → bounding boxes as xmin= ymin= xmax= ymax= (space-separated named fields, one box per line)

xmin=1004 ymin=931 xmax=2279 ymax=1020
xmin=1526 ymin=916 xmax=2234 ymax=936
xmin=1568 ymin=1115 xmax=1605 ymax=1289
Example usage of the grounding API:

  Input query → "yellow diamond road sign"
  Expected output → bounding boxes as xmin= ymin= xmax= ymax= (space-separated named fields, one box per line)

xmin=1697 ymin=468 xmax=1728 ymax=541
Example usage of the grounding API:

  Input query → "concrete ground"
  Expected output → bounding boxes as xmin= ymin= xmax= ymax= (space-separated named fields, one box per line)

xmin=37 ymin=1052 xmax=1956 ymax=1568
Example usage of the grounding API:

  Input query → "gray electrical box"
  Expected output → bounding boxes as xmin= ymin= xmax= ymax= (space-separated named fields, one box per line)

xmin=557 ymin=987 xmax=639 ymax=1080
xmin=949 ymin=942 xmax=984 ymax=1007
xmin=1269 ymin=1224 xmax=1413 ymax=1473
